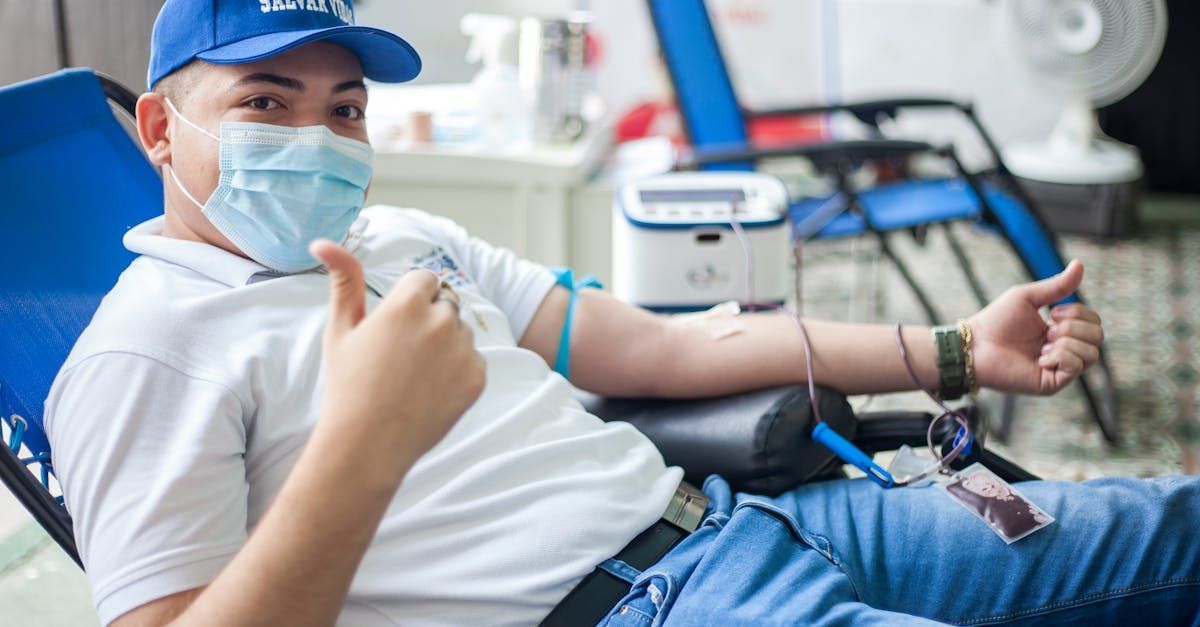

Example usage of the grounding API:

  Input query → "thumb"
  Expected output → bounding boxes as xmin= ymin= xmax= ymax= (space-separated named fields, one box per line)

xmin=1023 ymin=259 xmax=1084 ymax=307
xmin=310 ymin=239 xmax=365 ymax=339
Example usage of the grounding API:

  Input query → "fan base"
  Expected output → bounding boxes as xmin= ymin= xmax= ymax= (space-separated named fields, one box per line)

xmin=1004 ymin=137 xmax=1143 ymax=185
xmin=1013 ymin=176 xmax=1140 ymax=237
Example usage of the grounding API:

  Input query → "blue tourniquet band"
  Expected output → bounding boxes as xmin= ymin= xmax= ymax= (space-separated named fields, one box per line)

xmin=549 ymin=267 xmax=602 ymax=380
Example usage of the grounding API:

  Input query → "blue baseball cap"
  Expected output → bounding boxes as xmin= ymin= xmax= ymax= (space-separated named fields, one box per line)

xmin=148 ymin=0 xmax=421 ymax=89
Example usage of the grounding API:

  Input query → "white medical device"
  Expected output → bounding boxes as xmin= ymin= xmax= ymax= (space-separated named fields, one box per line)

xmin=613 ymin=172 xmax=791 ymax=311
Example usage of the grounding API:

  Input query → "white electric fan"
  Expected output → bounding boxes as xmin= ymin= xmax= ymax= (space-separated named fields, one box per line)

xmin=1000 ymin=0 xmax=1167 ymax=185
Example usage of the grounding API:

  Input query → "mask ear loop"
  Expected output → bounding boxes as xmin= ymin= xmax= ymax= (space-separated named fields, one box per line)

xmin=161 ymin=97 xmax=220 ymax=211
xmin=163 ymin=163 xmax=206 ymax=210
xmin=163 ymin=97 xmax=220 ymax=141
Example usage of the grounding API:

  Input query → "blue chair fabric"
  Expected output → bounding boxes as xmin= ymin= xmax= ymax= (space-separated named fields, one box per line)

xmin=792 ymin=179 xmax=980 ymax=240
xmin=792 ymin=179 xmax=1076 ymax=298
xmin=0 ymin=68 xmax=161 ymax=456
xmin=645 ymin=0 xmax=752 ymax=170
xmin=0 ymin=68 xmax=161 ymax=566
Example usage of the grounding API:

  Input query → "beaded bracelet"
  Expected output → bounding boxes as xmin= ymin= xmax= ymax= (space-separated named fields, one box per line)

xmin=957 ymin=318 xmax=979 ymax=396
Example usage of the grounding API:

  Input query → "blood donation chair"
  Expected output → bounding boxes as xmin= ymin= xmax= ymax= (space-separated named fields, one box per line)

xmin=645 ymin=0 xmax=1119 ymax=443
xmin=0 ymin=68 xmax=1036 ymax=573
xmin=0 ymin=69 xmax=161 ymax=569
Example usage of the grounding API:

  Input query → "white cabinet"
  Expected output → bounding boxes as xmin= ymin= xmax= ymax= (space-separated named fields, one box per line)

xmin=366 ymin=123 xmax=616 ymax=282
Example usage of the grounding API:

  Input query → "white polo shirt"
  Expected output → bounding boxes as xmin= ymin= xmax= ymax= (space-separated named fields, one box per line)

xmin=44 ymin=206 xmax=682 ymax=626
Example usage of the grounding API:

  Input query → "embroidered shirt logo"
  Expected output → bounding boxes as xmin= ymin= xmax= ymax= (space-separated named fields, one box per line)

xmin=413 ymin=248 xmax=472 ymax=288
xmin=258 ymin=0 xmax=354 ymax=24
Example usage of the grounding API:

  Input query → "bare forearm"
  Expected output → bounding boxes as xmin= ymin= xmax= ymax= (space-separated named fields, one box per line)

xmin=557 ymin=290 xmax=939 ymax=399
xmin=539 ymin=261 xmax=1100 ymax=401
xmin=173 ymin=417 xmax=420 ymax=627
xmin=650 ymin=312 xmax=939 ymax=398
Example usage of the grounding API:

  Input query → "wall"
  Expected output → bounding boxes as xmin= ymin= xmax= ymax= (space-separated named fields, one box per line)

xmin=0 ymin=1 xmax=63 ymax=86
xmin=0 ymin=0 xmax=163 ymax=91
xmin=1099 ymin=0 xmax=1198 ymax=194
xmin=591 ymin=0 xmax=829 ymax=118
xmin=356 ymin=0 xmax=577 ymax=84
xmin=61 ymin=0 xmax=163 ymax=90
xmin=360 ymin=0 xmax=1061 ymax=171
xmin=834 ymin=0 xmax=1061 ymax=169
xmin=3 ymin=0 xmax=1067 ymax=150
xmin=354 ymin=0 xmax=827 ymax=124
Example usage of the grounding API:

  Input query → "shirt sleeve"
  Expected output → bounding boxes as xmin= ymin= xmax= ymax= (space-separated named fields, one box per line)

xmin=411 ymin=211 xmax=557 ymax=342
xmin=45 ymin=351 xmax=249 ymax=626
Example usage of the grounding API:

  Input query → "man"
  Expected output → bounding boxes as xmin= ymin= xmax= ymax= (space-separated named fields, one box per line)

xmin=44 ymin=1 xmax=1199 ymax=625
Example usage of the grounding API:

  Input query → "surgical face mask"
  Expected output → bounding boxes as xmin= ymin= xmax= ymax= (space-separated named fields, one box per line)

xmin=163 ymin=98 xmax=374 ymax=273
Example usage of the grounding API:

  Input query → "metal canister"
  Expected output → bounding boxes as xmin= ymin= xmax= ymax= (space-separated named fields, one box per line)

xmin=519 ymin=13 xmax=592 ymax=144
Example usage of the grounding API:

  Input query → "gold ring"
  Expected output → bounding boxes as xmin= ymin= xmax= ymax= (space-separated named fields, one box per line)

xmin=436 ymin=281 xmax=462 ymax=311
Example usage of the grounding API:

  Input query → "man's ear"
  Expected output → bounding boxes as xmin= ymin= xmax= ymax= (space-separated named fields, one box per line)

xmin=136 ymin=92 xmax=172 ymax=167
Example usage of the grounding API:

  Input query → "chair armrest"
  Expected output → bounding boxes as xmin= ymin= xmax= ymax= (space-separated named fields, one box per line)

xmin=851 ymin=410 xmax=941 ymax=453
xmin=745 ymin=97 xmax=970 ymax=125
xmin=578 ymin=387 xmax=1038 ymax=493
xmin=744 ymin=97 xmax=1014 ymax=179
xmin=685 ymin=138 xmax=936 ymax=171
xmin=856 ymin=407 xmax=1039 ymax=483
xmin=973 ymin=449 xmax=1039 ymax=483
xmin=579 ymin=385 xmax=857 ymax=495
xmin=853 ymin=406 xmax=985 ymax=454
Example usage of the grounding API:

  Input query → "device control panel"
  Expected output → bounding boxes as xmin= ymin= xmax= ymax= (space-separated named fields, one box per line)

xmin=619 ymin=172 xmax=788 ymax=226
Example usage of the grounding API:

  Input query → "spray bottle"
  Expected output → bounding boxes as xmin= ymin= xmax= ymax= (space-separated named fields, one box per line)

xmin=461 ymin=13 xmax=530 ymax=149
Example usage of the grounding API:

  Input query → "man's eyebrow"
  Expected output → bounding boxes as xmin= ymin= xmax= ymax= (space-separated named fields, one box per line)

xmin=333 ymin=80 xmax=368 ymax=94
xmin=230 ymin=72 xmax=305 ymax=92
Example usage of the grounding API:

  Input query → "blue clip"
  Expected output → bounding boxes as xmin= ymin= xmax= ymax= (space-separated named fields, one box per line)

xmin=952 ymin=425 xmax=973 ymax=458
xmin=812 ymin=422 xmax=895 ymax=488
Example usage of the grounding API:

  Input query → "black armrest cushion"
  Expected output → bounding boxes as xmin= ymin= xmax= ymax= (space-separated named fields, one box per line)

xmin=578 ymin=385 xmax=857 ymax=496
xmin=578 ymin=387 xmax=1040 ymax=491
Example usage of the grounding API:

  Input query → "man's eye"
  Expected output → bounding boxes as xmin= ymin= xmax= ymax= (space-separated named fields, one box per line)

xmin=334 ymin=105 xmax=365 ymax=120
xmin=247 ymin=97 xmax=279 ymax=110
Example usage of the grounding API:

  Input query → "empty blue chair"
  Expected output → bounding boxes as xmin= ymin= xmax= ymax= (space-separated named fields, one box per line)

xmin=0 ymin=68 xmax=162 ymax=566
xmin=644 ymin=0 xmax=1118 ymax=441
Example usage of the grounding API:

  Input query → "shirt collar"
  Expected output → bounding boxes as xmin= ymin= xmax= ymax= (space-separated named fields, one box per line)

xmin=122 ymin=215 xmax=371 ymax=288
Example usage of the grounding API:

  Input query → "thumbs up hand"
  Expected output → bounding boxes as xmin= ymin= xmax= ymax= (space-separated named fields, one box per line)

xmin=309 ymin=239 xmax=486 ymax=461
xmin=969 ymin=260 xmax=1105 ymax=395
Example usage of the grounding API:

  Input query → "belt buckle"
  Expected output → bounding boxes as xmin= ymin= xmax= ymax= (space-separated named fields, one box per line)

xmin=662 ymin=481 xmax=707 ymax=532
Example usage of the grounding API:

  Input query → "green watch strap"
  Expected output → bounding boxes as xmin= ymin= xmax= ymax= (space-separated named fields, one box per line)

xmin=932 ymin=325 xmax=967 ymax=400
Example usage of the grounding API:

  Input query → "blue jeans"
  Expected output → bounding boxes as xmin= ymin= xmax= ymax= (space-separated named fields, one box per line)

xmin=599 ymin=475 xmax=1200 ymax=626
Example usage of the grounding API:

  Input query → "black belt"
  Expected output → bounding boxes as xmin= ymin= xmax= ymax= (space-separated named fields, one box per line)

xmin=540 ymin=482 xmax=708 ymax=627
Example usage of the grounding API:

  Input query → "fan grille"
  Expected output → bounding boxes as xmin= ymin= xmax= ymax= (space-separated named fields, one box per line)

xmin=1008 ymin=0 xmax=1167 ymax=106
